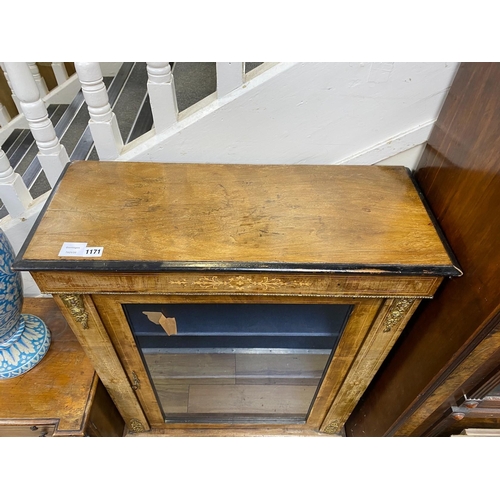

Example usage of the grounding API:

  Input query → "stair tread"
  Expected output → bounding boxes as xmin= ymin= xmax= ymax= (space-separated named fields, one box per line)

xmin=127 ymin=94 xmax=153 ymax=143
xmin=62 ymin=102 xmax=90 ymax=158
xmin=173 ymin=62 xmax=217 ymax=112
xmin=2 ymin=128 xmax=25 ymax=154
xmin=29 ymin=170 xmax=51 ymax=201
xmin=111 ymin=62 xmax=149 ymax=144
xmin=5 ymin=129 xmax=33 ymax=166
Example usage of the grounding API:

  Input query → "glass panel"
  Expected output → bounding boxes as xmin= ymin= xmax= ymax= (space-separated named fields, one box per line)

xmin=124 ymin=303 xmax=352 ymax=423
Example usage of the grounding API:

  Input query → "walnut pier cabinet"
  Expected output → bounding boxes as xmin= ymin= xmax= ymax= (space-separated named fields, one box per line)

xmin=14 ymin=161 xmax=460 ymax=436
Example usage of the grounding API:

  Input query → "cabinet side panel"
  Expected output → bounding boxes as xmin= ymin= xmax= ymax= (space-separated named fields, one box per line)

xmin=52 ymin=294 xmax=150 ymax=433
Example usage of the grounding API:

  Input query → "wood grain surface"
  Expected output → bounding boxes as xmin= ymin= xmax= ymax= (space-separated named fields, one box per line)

xmin=0 ymin=298 xmax=96 ymax=434
xmin=16 ymin=162 xmax=457 ymax=275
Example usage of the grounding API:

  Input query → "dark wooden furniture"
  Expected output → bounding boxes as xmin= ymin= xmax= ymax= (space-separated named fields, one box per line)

xmin=0 ymin=297 xmax=125 ymax=436
xmin=423 ymin=337 xmax=500 ymax=437
xmin=14 ymin=161 xmax=459 ymax=436
xmin=346 ymin=62 xmax=500 ymax=437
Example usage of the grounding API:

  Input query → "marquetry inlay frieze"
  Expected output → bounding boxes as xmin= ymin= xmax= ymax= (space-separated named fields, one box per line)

xmin=169 ymin=275 xmax=314 ymax=291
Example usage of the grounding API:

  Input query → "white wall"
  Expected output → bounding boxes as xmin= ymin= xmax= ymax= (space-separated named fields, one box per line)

xmin=376 ymin=143 xmax=426 ymax=170
xmin=119 ymin=62 xmax=459 ymax=166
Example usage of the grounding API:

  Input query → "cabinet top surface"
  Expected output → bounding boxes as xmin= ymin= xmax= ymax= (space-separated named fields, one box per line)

xmin=15 ymin=161 xmax=459 ymax=275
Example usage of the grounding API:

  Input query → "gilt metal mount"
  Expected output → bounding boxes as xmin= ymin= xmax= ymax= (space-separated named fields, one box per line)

xmin=59 ymin=293 xmax=89 ymax=329
xmin=129 ymin=418 xmax=146 ymax=433
xmin=382 ymin=298 xmax=416 ymax=333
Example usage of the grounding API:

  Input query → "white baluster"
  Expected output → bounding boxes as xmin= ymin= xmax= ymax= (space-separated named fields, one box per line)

xmin=216 ymin=62 xmax=244 ymax=97
xmin=75 ymin=62 xmax=123 ymax=160
xmin=4 ymin=62 xmax=69 ymax=187
xmin=0 ymin=102 xmax=10 ymax=126
xmin=51 ymin=62 xmax=69 ymax=85
xmin=27 ymin=62 xmax=48 ymax=97
xmin=0 ymin=148 xmax=33 ymax=217
xmin=146 ymin=62 xmax=178 ymax=132
xmin=0 ymin=62 xmax=22 ymax=113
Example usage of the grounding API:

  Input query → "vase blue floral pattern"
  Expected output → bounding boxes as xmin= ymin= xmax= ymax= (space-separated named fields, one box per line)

xmin=0 ymin=229 xmax=50 ymax=379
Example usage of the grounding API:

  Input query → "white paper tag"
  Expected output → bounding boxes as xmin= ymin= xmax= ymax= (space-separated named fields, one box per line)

xmin=58 ymin=242 xmax=87 ymax=256
xmin=58 ymin=242 xmax=104 ymax=258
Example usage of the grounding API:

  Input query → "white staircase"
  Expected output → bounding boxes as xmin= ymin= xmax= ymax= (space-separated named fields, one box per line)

xmin=0 ymin=61 xmax=460 ymax=296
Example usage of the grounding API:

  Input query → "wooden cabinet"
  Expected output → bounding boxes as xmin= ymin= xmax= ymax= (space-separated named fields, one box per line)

xmin=423 ymin=330 xmax=500 ymax=437
xmin=0 ymin=298 xmax=125 ymax=437
xmin=13 ymin=161 xmax=459 ymax=436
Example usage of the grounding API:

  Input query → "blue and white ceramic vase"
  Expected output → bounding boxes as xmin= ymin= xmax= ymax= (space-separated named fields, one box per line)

xmin=0 ymin=229 xmax=50 ymax=379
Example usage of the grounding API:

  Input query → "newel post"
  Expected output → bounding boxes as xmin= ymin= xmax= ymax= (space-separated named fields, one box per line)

xmin=0 ymin=148 xmax=33 ymax=217
xmin=146 ymin=62 xmax=178 ymax=133
xmin=4 ymin=62 xmax=69 ymax=187
xmin=75 ymin=62 xmax=123 ymax=160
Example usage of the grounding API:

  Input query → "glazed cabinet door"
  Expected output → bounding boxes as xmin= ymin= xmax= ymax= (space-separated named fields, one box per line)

xmin=91 ymin=294 xmax=413 ymax=435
